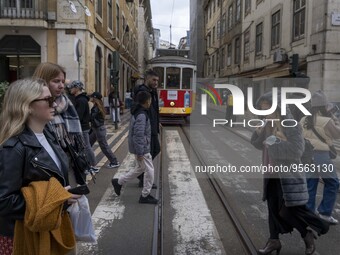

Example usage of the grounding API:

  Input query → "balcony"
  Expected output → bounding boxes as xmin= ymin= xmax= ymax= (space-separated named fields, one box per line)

xmin=0 ymin=0 xmax=47 ymax=19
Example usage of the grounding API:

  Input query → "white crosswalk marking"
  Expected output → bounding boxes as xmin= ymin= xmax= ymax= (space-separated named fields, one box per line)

xmin=77 ymin=152 xmax=135 ymax=254
xmin=165 ymin=130 xmax=226 ymax=255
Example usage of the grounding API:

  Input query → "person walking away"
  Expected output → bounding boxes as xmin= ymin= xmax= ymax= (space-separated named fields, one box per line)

xmin=125 ymin=89 xmax=132 ymax=109
xmin=251 ymin=92 xmax=329 ymax=255
xmin=108 ymin=88 xmax=121 ymax=122
xmin=68 ymin=80 xmax=98 ymax=173
xmin=89 ymin=92 xmax=120 ymax=168
xmin=33 ymin=62 xmax=89 ymax=185
xmin=0 ymin=78 xmax=81 ymax=254
xmin=111 ymin=91 xmax=158 ymax=204
xmin=225 ymin=92 xmax=236 ymax=126
xmin=133 ymin=70 xmax=160 ymax=188
xmin=300 ymin=90 xmax=340 ymax=225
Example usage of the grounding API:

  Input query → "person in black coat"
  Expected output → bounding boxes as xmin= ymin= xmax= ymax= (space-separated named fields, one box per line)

xmin=69 ymin=80 xmax=97 ymax=171
xmin=133 ymin=70 xmax=160 ymax=188
xmin=0 ymin=78 xmax=81 ymax=254
xmin=251 ymin=92 xmax=329 ymax=255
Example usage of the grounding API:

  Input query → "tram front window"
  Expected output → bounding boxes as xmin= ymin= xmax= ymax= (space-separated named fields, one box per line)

xmin=182 ymin=68 xmax=193 ymax=89
xmin=153 ymin=67 xmax=164 ymax=88
xmin=166 ymin=67 xmax=180 ymax=89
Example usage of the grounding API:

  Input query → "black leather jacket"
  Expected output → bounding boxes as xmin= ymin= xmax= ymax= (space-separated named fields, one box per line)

xmin=0 ymin=127 xmax=69 ymax=237
xmin=90 ymin=105 xmax=105 ymax=128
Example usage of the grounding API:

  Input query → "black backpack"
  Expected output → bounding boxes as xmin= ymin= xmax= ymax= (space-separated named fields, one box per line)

xmin=301 ymin=138 xmax=314 ymax=164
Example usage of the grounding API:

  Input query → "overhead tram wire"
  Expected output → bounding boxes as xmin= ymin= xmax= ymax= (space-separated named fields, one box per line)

xmin=170 ymin=0 xmax=175 ymax=47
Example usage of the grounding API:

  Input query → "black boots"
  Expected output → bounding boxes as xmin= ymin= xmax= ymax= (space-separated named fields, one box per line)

xmin=303 ymin=230 xmax=316 ymax=255
xmin=258 ymin=239 xmax=281 ymax=255
xmin=258 ymin=231 xmax=316 ymax=255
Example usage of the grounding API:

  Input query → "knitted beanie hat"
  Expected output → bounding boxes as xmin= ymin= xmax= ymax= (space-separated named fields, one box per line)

xmin=311 ymin=90 xmax=327 ymax=107
xmin=68 ymin=80 xmax=84 ymax=90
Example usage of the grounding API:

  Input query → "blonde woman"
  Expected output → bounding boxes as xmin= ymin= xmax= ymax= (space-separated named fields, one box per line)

xmin=89 ymin=92 xmax=120 ymax=169
xmin=0 ymin=78 xmax=80 ymax=254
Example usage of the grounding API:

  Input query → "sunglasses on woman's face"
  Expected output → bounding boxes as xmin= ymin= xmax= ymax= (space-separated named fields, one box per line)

xmin=32 ymin=96 xmax=56 ymax=107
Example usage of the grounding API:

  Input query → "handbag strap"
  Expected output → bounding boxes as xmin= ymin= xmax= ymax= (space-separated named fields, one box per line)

xmin=311 ymin=126 xmax=328 ymax=144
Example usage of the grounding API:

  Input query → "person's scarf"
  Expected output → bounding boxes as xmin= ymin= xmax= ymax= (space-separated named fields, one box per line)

xmin=49 ymin=95 xmax=83 ymax=148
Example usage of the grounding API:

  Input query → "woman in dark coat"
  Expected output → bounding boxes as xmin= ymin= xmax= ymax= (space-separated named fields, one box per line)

xmin=251 ymin=92 xmax=329 ymax=255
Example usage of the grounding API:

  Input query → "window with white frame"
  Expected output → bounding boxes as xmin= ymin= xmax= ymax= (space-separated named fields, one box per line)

xmin=213 ymin=26 xmax=215 ymax=44
xmin=235 ymin=0 xmax=241 ymax=23
xmin=227 ymin=44 xmax=232 ymax=66
xmin=212 ymin=54 xmax=215 ymax=73
xmin=228 ymin=4 xmax=233 ymax=30
xmin=245 ymin=0 xmax=251 ymax=16
xmin=97 ymin=0 xmax=102 ymax=18
xmin=116 ymin=4 xmax=120 ymax=38
xmin=271 ymin=10 xmax=280 ymax=49
xmin=244 ymin=30 xmax=250 ymax=61
xmin=221 ymin=47 xmax=225 ymax=69
xmin=221 ymin=13 xmax=226 ymax=36
xmin=108 ymin=0 xmax=113 ymax=31
xmin=255 ymin=23 xmax=263 ymax=55
xmin=293 ymin=0 xmax=306 ymax=41
xmin=235 ymin=37 xmax=241 ymax=64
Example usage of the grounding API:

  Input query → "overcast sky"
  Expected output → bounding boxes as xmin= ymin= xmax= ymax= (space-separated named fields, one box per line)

xmin=150 ymin=0 xmax=190 ymax=46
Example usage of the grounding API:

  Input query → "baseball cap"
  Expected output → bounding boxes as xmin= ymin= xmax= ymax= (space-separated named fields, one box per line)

xmin=90 ymin=92 xmax=102 ymax=100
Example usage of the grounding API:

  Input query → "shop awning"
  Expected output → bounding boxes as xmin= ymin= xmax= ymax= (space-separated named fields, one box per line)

xmin=252 ymin=63 xmax=290 ymax=81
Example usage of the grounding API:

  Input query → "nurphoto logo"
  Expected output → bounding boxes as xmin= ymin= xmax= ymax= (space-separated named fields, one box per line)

xmin=200 ymin=84 xmax=312 ymax=128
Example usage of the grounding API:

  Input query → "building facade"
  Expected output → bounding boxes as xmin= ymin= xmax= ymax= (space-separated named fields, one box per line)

xmin=0 ymin=0 xmax=154 ymax=99
xmin=190 ymin=0 xmax=205 ymax=78
xmin=199 ymin=0 xmax=340 ymax=101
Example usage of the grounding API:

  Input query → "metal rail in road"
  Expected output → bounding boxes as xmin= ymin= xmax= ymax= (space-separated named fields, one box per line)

xmin=180 ymin=125 xmax=258 ymax=255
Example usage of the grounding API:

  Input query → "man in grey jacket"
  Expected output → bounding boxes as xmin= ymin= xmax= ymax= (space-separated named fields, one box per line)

xmin=111 ymin=91 xmax=158 ymax=204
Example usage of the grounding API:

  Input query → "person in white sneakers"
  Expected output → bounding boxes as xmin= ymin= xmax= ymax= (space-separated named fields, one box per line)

xmin=89 ymin=92 xmax=120 ymax=169
xmin=112 ymin=91 xmax=158 ymax=204
xmin=301 ymin=90 xmax=340 ymax=225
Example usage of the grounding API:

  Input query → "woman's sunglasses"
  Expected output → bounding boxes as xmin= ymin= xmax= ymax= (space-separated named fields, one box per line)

xmin=32 ymin=96 xmax=56 ymax=107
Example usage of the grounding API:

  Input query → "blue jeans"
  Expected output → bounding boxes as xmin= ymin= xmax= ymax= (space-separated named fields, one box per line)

xmin=306 ymin=151 xmax=339 ymax=216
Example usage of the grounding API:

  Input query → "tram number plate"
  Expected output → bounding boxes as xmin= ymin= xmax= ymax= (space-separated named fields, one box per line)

xmin=167 ymin=90 xmax=178 ymax=100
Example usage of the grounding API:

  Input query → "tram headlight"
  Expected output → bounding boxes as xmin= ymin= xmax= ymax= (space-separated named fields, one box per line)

xmin=170 ymin=102 xmax=175 ymax=106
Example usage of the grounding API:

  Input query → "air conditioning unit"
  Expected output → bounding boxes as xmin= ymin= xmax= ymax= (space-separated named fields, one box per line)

xmin=47 ymin=11 xmax=56 ymax=21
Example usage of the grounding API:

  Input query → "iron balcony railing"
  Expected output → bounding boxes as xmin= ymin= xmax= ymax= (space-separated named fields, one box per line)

xmin=0 ymin=0 xmax=47 ymax=19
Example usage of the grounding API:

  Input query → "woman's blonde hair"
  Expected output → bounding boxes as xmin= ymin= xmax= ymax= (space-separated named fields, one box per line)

xmin=0 ymin=78 xmax=46 ymax=145
xmin=33 ymin=62 xmax=66 ymax=84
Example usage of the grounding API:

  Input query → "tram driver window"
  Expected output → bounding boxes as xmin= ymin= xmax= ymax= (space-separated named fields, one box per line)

xmin=166 ymin=67 xmax=180 ymax=89
xmin=182 ymin=68 xmax=193 ymax=89
xmin=153 ymin=67 xmax=164 ymax=88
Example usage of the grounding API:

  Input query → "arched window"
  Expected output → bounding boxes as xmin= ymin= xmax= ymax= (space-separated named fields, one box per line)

xmin=107 ymin=54 xmax=112 ymax=69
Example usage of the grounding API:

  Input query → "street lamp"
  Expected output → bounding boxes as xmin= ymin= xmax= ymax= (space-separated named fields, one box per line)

xmin=67 ymin=0 xmax=91 ymax=17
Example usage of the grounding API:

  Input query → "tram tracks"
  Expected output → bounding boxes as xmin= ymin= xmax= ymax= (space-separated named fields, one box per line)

xmin=179 ymin=125 xmax=258 ymax=255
